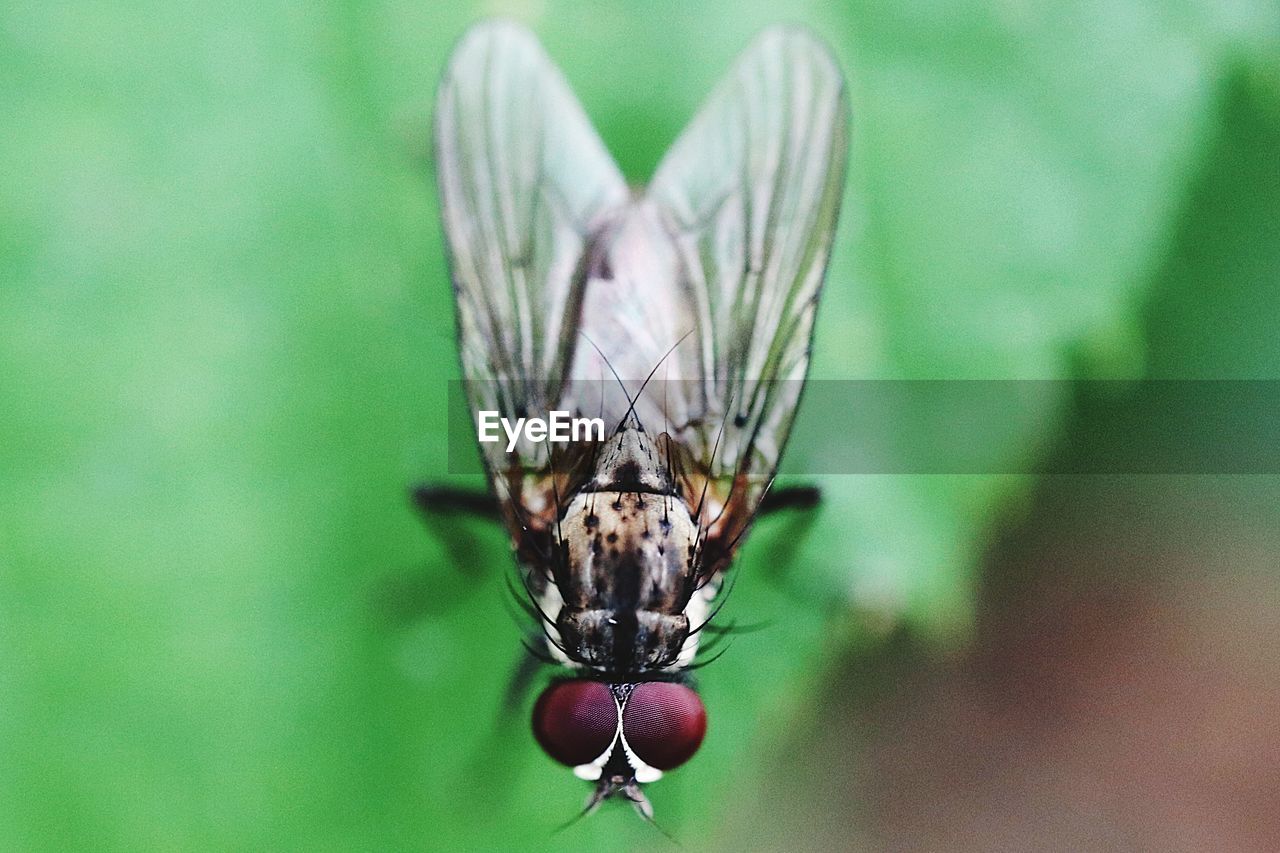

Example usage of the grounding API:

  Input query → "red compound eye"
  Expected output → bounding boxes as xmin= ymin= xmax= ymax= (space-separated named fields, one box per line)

xmin=621 ymin=682 xmax=707 ymax=770
xmin=532 ymin=680 xmax=618 ymax=766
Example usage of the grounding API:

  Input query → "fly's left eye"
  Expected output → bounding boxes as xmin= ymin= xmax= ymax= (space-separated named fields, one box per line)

xmin=532 ymin=680 xmax=618 ymax=767
xmin=622 ymin=682 xmax=707 ymax=770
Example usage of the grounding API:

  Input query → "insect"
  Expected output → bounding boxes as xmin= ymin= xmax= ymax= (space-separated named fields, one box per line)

xmin=427 ymin=20 xmax=848 ymax=821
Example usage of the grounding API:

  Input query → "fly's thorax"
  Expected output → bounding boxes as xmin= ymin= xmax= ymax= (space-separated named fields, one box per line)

xmin=553 ymin=489 xmax=700 ymax=672
xmin=543 ymin=425 xmax=705 ymax=673
xmin=560 ymin=491 xmax=697 ymax=610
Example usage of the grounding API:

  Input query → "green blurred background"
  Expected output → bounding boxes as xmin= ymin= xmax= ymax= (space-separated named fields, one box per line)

xmin=3 ymin=1 xmax=1278 ymax=850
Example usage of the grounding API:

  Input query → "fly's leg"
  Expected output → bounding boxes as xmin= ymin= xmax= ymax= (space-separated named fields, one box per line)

xmin=411 ymin=484 xmax=500 ymax=521
xmin=693 ymin=486 xmax=821 ymax=601
xmin=753 ymin=485 xmax=823 ymax=597
xmin=501 ymin=642 xmax=549 ymax=717
xmin=373 ymin=484 xmax=503 ymax=624
xmin=759 ymin=484 xmax=821 ymax=515
xmin=408 ymin=484 xmax=502 ymax=579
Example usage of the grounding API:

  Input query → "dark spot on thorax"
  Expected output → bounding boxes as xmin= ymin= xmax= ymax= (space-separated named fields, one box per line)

xmin=610 ymin=610 xmax=637 ymax=672
xmin=614 ymin=460 xmax=642 ymax=488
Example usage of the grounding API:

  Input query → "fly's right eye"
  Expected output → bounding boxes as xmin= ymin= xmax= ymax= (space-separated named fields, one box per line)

xmin=621 ymin=682 xmax=706 ymax=770
xmin=531 ymin=680 xmax=618 ymax=766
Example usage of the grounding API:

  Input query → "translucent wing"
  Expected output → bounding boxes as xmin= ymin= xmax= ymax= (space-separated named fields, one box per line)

xmin=575 ymin=27 xmax=849 ymax=567
xmin=656 ymin=25 xmax=847 ymax=472
xmin=435 ymin=21 xmax=629 ymax=486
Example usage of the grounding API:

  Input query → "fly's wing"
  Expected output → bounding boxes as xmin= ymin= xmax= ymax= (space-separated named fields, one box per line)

xmin=646 ymin=27 xmax=850 ymax=569
xmin=435 ymin=22 xmax=629 ymax=534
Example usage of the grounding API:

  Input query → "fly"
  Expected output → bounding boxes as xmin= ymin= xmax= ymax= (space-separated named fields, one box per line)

xmin=428 ymin=20 xmax=849 ymax=822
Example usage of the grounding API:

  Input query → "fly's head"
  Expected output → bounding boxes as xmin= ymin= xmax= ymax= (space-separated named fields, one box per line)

xmin=531 ymin=679 xmax=706 ymax=821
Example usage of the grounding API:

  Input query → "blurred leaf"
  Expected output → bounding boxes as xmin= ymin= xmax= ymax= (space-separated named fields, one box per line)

xmin=784 ymin=0 xmax=1278 ymax=636
xmin=1145 ymin=61 xmax=1280 ymax=379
